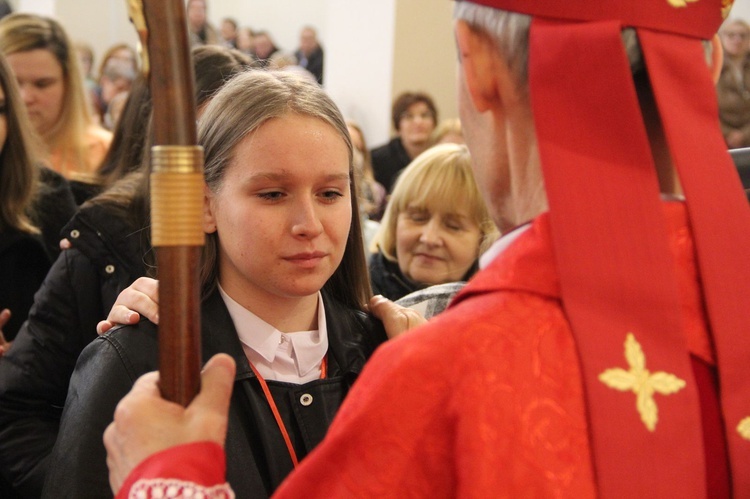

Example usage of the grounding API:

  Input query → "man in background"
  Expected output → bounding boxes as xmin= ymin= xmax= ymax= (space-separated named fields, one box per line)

xmin=294 ymin=26 xmax=324 ymax=84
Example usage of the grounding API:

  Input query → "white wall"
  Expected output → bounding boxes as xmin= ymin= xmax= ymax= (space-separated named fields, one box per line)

xmin=15 ymin=0 xmax=747 ymax=148
xmin=201 ymin=0 xmax=398 ymax=146
xmin=324 ymin=0 xmax=395 ymax=146
xmin=13 ymin=0 xmax=398 ymax=147
xmin=731 ymin=0 xmax=750 ymax=21
xmin=209 ymin=0 xmax=325 ymax=57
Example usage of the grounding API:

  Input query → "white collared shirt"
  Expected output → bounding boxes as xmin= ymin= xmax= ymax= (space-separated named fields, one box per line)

xmin=479 ymin=223 xmax=532 ymax=270
xmin=218 ymin=285 xmax=329 ymax=384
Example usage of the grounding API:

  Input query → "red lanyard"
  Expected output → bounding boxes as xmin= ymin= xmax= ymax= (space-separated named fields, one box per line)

xmin=247 ymin=356 xmax=327 ymax=468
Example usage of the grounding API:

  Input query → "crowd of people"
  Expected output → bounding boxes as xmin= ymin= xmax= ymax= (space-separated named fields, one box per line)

xmin=0 ymin=0 xmax=749 ymax=497
xmin=186 ymin=0 xmax=325 ymax=83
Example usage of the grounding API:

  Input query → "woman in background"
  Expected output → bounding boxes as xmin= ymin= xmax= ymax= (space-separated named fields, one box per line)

xmin=347 ymin=121 xmax=386 ymax=222
xmin=0 ymin=13 xmax=111 ymax=187
xmin=718 ymin=18 xmax=750 ymax=148
xmin=0 ymin=47 xmax=76 ymax=350
xmin=368 ymin=143 xmax=497 ymax=302
xmin=370 ymin=91 xmax=438 ymax=192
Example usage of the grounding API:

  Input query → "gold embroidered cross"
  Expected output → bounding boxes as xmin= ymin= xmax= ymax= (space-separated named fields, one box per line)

xmin=738 ymin=417 xmax=750 ymax=440
xmin=599 ymin=333 xmax=686 ymax=432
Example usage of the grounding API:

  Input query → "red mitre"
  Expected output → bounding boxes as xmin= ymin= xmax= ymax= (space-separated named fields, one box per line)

xmin=465 ymin=0 xmax=732 ymax=38
xmin=460 ymin=0 xmax=750 ymax=497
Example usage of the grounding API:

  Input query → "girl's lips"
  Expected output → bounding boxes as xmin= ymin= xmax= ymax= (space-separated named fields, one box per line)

xmin=284 ymin=252 xmax=327 ymax=268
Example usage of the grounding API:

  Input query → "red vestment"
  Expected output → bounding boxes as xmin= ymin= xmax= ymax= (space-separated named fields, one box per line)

xmin=274 ymin=203 xmax=731 ymax=497
xmin=124 ymin=203 xmax=744 ymax=497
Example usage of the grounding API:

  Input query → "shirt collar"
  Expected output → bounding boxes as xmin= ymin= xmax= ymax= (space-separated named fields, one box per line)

xmin=480 ymin=196 xmax=686 ymax=271
xmin=218 ymin=285 xmax=328 ymax=376
xmin=479 ymin=223 xmax=532 ymax=269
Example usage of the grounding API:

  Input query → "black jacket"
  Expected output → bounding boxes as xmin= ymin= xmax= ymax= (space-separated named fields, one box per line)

xmin=294 ymin=46 xmax=324 ymax=84
xmin=0 ymin=231 xmax=49 ymax=342
xmin=368 ymin=249 xmax=480 ymax=302
xmin=370 ymin=137 xmax=411 ymax=193
xmin=0 ymin=168 xmax=76 ymax=343
xmin=368 ymin=250 xmax=420 ymax=301
xmin=0 ymin=201 xmax=149 ymax=498
xmin=43 ymin=289 xmax=387 ymax=498
xmin=33 ymin=167 xmax=78 ymax=262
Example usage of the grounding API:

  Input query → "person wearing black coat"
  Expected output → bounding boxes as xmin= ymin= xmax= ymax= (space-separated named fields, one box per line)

xmin=294 ymin=26 xmax=324 ymax=85
xmin=367 ymin=144 xmax=496 ymax=302
xmin=370 ymin=91 xmax=438 ymax=192
xmin=0 ymin=174 xmax=151 ymax=497
xmin=42 ymin=70 xmax=381 ymax=499
xmin=0 ymin=167 xmax=77 ymax=344
xmin=32 ymin=167 xmax=78 ymax=262
xmin=0 ymin=42 xmax=77 ymax=351
xmin=44 ymin=289 xmax=386 ymax=498
xmin=0 ymin=231 xmax=49 ymax=344
xmin=368 ymin=247 xmax=478 ymax=302
xmin=0 ymin=45 xmax=254 ymax=498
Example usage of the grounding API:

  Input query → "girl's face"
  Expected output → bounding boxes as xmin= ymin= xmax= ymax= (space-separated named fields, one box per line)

xmin=6 ymin=49 xmax=65 ymax=138
xmin=396 ymin=201 xmax=481 ymax=286
xmin=204 ymin=113 xmax=352 ymax=311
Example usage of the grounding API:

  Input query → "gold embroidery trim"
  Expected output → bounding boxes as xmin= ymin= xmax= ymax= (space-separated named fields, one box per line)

xmin=599 ymin=333 xmax=686 ymax=432
xmin=666 ymin=0 xmax=698 ymax=7
xmin=738 ymin=417 xmax=750 ymax=440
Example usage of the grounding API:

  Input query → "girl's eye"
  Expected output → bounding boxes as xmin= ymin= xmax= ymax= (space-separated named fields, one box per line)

xmin=258 ymin=191 xmax=284 ymax=201
xmin=320 ymin=190 xmax=344 ymax=202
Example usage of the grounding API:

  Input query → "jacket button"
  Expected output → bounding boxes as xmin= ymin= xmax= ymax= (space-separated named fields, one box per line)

xmin=300 ymin=393 xmax=313 ymax=406
xmin=105 ymin=265 xmax=115 ymax=274
xmin=70 ymin=229 xmax=80 ymax=239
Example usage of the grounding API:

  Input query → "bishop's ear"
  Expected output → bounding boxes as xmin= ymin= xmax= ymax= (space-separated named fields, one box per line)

xmin=454 ymin=20 xmax=513 ymax=113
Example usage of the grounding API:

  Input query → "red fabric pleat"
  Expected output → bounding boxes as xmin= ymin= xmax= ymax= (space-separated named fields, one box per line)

xmin=691 ymin=356 xmax=731 ymax=499
xmin=639 ymin=30 xmax=750 ymax=496
xmin=529 ymin=19 xmax=705 ymax=497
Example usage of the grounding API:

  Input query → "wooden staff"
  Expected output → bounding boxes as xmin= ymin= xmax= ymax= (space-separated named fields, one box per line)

xmin=128 ymin=0 xmax=204 ymax=405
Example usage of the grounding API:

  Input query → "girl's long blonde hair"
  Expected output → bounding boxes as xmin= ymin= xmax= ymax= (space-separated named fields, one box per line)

xmin=0 ymin=51 xmax=42 ymax=234
xmin=0 ymin=13 xmax=101 ymax=176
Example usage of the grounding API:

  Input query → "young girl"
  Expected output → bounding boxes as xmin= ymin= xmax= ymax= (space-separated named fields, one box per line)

xmin=43 ymin=70 xmax=386 ymax=498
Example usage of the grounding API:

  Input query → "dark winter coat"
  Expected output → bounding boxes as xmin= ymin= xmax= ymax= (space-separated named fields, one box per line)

xmin=0 ymin=167 xmax=77 ymax=340
xmin=0 ymin=200 xmax=149 ymax=498
xmin=370 ymin=137 xmax=411 ymax=193
xmin=295 ymin=46 xmax=324 ymax=84
xmin=368 ymin=249 xmax=479 ymax=302
xmin=43 ymin=289 xmax=387 ymax=498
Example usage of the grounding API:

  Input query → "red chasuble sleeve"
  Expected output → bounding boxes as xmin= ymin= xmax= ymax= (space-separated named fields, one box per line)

xmin=117 ymin=441 xmax=233 ymax=499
